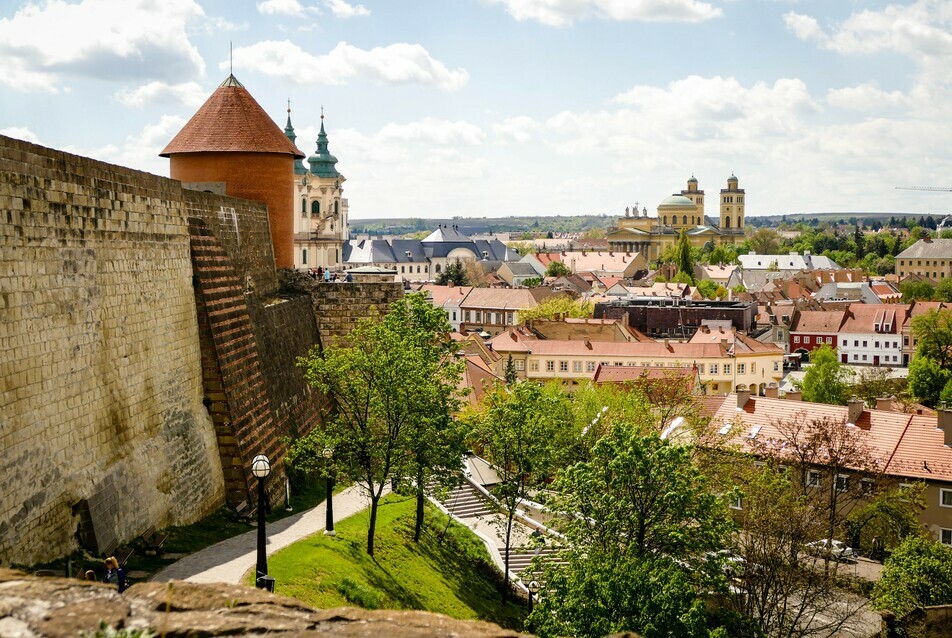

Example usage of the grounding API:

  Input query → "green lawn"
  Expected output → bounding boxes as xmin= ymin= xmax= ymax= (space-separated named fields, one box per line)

xmin=266 ymin=493 xmax=528 ymax=630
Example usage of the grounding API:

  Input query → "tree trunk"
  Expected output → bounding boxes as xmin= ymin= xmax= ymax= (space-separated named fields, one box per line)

xmin=367 ymin=492 xmax=380 ymax=556
xmin=502 ymin=509 xmax=514 ymax=604
xmin=414 ymin=471 xmax=425 ymax=543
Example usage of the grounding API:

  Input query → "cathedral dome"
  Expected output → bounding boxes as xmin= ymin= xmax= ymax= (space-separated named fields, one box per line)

xmin=658 ymin=195 xmax=696 ymax=208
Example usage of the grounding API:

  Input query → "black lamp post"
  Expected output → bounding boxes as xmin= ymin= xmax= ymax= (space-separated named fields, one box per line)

xmin=251 ymin=454 xmax=274 ymax=591
xmin=527 ymin=579 xmax=540 ymax=614
xmin=323 ymin=447 xmax=336 ymax=536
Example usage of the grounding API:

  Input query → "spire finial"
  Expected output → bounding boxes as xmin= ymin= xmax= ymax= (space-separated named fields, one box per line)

xmin=230 ymin=41 xmax=233 ymax=76
xmin=321 ymin=105 xmax=324 ymax=121
xmin=287 ymin=98 xmax=291 ymax=115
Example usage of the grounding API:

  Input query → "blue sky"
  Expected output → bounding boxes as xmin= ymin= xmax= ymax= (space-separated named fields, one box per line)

xmin=1 ymin=0 xmax=951 ymax=220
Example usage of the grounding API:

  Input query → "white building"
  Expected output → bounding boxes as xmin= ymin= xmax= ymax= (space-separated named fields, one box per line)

xmin=838 ymin=304 xmax=906 ymax=367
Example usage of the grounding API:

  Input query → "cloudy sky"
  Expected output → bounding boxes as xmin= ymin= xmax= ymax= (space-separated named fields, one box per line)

xmin=1 ymin=0 xmax=951 ymax=220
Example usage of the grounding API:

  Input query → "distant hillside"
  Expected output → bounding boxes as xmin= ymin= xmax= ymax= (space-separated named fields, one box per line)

xmin=349 ymin=212 xmax=949 ymax=236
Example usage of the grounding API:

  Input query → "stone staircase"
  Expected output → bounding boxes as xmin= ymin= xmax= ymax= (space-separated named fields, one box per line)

xmin=506 ymin=546 xmax=565 ymax=577
xmin=442 ymin=483 xmax=496 ymax=519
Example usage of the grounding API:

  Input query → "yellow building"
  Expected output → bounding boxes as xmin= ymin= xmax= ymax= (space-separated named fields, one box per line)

xmin=607 ymin=175 xmax=746 ymax=261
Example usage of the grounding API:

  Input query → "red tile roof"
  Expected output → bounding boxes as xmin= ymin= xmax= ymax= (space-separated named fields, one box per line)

xmin=840 ymin=304 xmax=910 ymax=335
xmin=705 ymin=395 xmax=952 ymax=482
xmin=161 ymin=75 xmax=305 ymax=158
xmin=790 ymin=310 xmax=846 ymax=333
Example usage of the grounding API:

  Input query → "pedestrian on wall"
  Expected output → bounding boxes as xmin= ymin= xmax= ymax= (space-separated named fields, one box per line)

xmin=324 ymin=269 xmax=331 ymax=282
xmin=316 ymin=266 xmax=323 ymax=280
xmin=103 ymin=556 xmax=127 ymax=593
xmin=344 ymin=271 xmax=352 ymax=283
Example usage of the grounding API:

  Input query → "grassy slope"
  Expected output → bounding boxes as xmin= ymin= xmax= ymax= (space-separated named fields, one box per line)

xmin=266 ymin=493 xmax=527 ymax=630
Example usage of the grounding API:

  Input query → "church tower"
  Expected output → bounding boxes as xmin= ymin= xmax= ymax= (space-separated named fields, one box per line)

xmin=681 ymin=175 xmax=705 ymax=220
xmin=161 ymin=75 xmax=305 ymax=269
xmin=290 ymin=110 xmax=349 ymax=270
xmin=719 ymin=174 xmax=745 ymax=231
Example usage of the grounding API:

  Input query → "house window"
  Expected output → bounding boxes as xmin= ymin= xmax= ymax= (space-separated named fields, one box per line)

xmin=514 ymin=360 xmax=525 ymax=371
xmin=941 ymin=489 xmax=952 ymax=508
xmin=452 ymin=311 xmax=457 ymax=321
xmin=559 ymin=361 xmax=569 ymax=372
xmin=586 ymin=361 xmax=596 ymax=372
xmin=836 ymin=475 xmax=849 ymax=492
xmin=875 ymin=342 xmax=880 ymax=349
xmin=436 ymin=264 xmax=442 ymax=273
xmin=475 ymin=311 xmax=482 ymax=322
xmin=530 ymin=361 xmax=539 ymax=371
xmin=710 ymin=364 xmax=719 ymax=374
xmin=724 ymin=364 xmax=731 ymax=374
xmin=301 ymin=249 xmax=308 ymax=265
xmin=464 ymin=311 xmax=471 ymax=322
xmin=698 ymin=364 xmax=705 ymax=373
xmin=804 ymin=336 xmax=811 ymax=344
xmin=826 ymin=337 xmax=832 ymax=344
xmin=729 ymin=495 xmax=742 ymax=510
xmin=311 ymin=200 xmax=320 ymax=216
xmin=738 ymin=363 xmax=746 ymax=374
xmin=861 ymin=478 xmax=875 ymax=495
xmin=941 ymin=529 xmax=952 ymax=545
xmin=773 ymin=362 xmax=780 ymax=371
xmin=506 ymin=312 xmax=514 ymax=324
xmin=863 ymin=341 xmax=868 ymax=347
xmin=573 ymin=361 xmax=582 ymax=373
xmin=794 ymin=336 xmax=800 ymax=343
xmin=807 ymin=470 xmax=822 ymax=488
xmin=546 ymin=360 xmax=555 ymax=372
xmin=301 ymin=198 xmax=307 ymax=216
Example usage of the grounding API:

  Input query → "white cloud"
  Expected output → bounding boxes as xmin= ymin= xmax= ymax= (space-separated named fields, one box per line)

xmin=325 ymin=0 xmax=370 ymax=18
xmin=783 ymin=12 xmax=825 ymax=43
xmin=0 ymin=0 xmax=206 ymax=93
xmin=257 ymin=0 xmax=316 ymax=17
xmin=231 ymin=41 xmax=468 ymax=90
xmin=378 ymin=118 xmax=485 ymax=146
xmin=0 ymin=127 xmax=41 ymax=144
xmin=115 ymin=81 xmax=207 ymax=108
xmin=484 ymin=0 xmax=721 ymax=27
xmin=493 ymin=116 xmax=539 ymax=143
xmin=826 ymin=83 xmax=910 ymax=111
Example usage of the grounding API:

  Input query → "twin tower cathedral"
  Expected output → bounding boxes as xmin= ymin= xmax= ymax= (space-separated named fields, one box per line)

xmin=606 ymin=175 xmax=747 ymax=261
xmin=161 ymin=74 xmax=348 ymax=271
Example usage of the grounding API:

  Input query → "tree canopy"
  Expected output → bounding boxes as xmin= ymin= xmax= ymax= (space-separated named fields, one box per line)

xmin=798 ymin=344 xmax=851 ymax=405
xmin=544 ymin=260 xmax=571 ymax=277
xmin=873 ymin=536 xmax=952 ymax=616
xmin=518 ymin=294 xmax=594 ymax=322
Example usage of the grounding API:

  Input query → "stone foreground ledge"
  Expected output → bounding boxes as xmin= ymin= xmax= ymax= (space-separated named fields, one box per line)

xmin=0 ymin=569 xmax=528 ymax=637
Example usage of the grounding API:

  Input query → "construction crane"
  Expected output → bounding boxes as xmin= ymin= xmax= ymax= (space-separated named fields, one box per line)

xmin=895 ymin=186 xmax=952 ymax=192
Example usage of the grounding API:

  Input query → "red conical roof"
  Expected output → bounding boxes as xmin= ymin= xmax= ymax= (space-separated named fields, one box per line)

xmin=160 ymin=75 xmax=304 ymax=158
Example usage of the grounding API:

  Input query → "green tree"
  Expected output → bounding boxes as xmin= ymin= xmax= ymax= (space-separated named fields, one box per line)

xmin=696 ymin=279 xmax=718 ymax=299
xmin=747 ymin=228 xmax=781 ymax=255
xmin=504 ymin=354 xmax=517 ymax=385
xmin=798 ymin=344 xmax=851 ymax=405
xmin=544 ymin=260 xmax=571 ymax=277
xmin=518 ymin=294 xmax=594 ymax=322
xmin=465 ymin=381 xmax=570 ymax=603
xmin=846 ymin=483 xmax=925 ymax=556
xmin=295 ymin=293 xmax=465 ymax=555
xmin=937 ymin=277 xmax=952 ymax=302
xmin=674 ymin=229 xmax=695 ymax=282
xmin=435 ymin=258 xmax=467 ymax=286
xmin=912 ymin=309 xmax=952 ymax=368
xmin=873 ymin=536 xmax=952 ymax=616
xmin=908 ymin=356 xmax=951 ymax=407
xmin=900 ymin=280 xmax=936 ymax=302
xmin=533 ymin=425 xmax=734 ymax=638
xmin=521 ymin=276 xmax=542 ymax=287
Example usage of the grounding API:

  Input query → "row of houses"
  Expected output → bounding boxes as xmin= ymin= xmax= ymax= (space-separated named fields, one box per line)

xmin=789 ymin=301 xmax=947 ymax=366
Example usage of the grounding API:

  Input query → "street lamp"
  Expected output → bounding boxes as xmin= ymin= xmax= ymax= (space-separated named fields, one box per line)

xmin=322 ymin=447 xmax=336 ymax=536
xmin=251 ymin=454 xmax=274 ymax=591
xmin=527 ymin=580 xmax=540 ymax=614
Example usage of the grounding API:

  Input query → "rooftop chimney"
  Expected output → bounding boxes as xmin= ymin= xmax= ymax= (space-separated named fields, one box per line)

xmin=736 ymin=387 xmax=751 ymax=410
xmin=876 ymin=396 xmax=894 ymax=412
xmin=786 ymin=390 xmax=802 ymax=401
xmin=848 ymin=395 xmax=864 ymax=425
xmin=938 ymin=402 xmax=952 ymax=446
xmin=764 ymin=385 xmax=779 ymax=398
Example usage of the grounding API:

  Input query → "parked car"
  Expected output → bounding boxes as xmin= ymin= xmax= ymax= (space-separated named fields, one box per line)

xmin=804 ymin=539 xmax=856 ymax=562
xmin=706 ymin=549 xmax=748 ymax=579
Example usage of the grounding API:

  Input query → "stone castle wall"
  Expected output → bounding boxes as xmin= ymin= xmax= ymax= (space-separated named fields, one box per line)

xmin=0 ymin=136 xmax=224 ymax=564
xmin=0 ymin=135 xmax=406 ymax=564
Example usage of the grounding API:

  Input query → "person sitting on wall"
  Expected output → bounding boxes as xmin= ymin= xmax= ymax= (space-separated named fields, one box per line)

xmin=103 ymin=556 xmax=127 ymax=593
xmin=316 ymin=266 xmax=323 ymax=280
xmin=344 ymin=272 xmax=353 ymax=283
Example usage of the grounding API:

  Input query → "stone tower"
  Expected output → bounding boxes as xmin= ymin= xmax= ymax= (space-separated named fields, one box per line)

xmin=160 ymin=75 xmax=305 ymax=269
xmin=719 ymin=174 xmax=745 ymax=231
xmin=681 ymin=175 xmax=705 ymax=219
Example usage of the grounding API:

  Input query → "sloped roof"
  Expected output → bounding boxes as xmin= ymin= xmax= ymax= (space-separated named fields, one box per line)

xmin=421 ymin=284 xmax=473 ymax=308
xmin=896 ymin=238 xmax=952 ymax=260
xmin=739 ymin=253 xmax=841 ymax=270
xmin=423 ymin=225 xmax=470 ymax=243
xmin=840 ymin=303 xmax=910 ymax=335
xmin=592 ymin=364 xmax=697 ymax=389
xmin=791 ymin=310 xmax=846 ymax=333
xmin=707 ymin=395 xmax=952 ymax=483
xmin=460 ymin=287 xmax=554 ymax=310
xmin=161 ymin=75 xmax=304 ymax=158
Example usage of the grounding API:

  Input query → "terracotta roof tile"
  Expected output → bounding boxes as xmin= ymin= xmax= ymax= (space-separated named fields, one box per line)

xmin=161 ymin=75 xmax=305 ymax=158
xmin=791 ymin=310 xmax=846 ymax=333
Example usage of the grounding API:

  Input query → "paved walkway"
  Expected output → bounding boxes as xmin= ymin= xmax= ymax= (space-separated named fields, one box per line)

xmin=152 ymin=484 xmax=377 ymax=584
